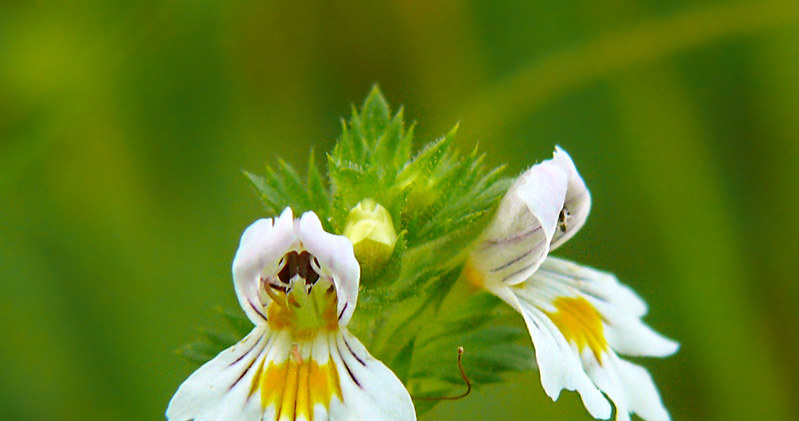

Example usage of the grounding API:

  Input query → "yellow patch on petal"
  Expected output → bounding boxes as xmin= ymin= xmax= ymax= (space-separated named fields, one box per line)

xmin=546 ymin=296 xmax=607 ymax=362
xmin=463 ymin=258 xmax=486 ymax=289
xmin=251 ymin=355 xmax=343 ymax=420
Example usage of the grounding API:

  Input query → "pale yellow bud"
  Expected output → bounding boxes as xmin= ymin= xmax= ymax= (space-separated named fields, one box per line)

xmin=343 ymin=199 xmax=398 ymax=270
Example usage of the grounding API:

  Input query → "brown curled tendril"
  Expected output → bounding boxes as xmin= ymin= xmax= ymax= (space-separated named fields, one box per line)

xmin=413 ymin=346 xmax=472 ymax=401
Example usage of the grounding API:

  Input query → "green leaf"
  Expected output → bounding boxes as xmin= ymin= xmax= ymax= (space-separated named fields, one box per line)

xmin=360 ymin=84 xmax=391 ymax=142
xmin=219 ymin=306 xmax=253 ymax=338
xmin=306 ymin=149 xmax=331 ymax=220
xmin=246 ymin=154 xmax=334 ymax=225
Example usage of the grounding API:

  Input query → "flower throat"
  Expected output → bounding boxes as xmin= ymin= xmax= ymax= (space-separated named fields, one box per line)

xmin=265 ymin=250 xmax=339 ymax=338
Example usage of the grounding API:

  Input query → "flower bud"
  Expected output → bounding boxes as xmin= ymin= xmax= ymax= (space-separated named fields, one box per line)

xmin=343 ymin=199 xmax=397 ymax=271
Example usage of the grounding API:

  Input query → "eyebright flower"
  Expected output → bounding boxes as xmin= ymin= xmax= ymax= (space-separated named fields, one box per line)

xmin=464 ymin=147 xmax=679 ymax=421
xmin=166 ymin=208 xmax=416 ymax=421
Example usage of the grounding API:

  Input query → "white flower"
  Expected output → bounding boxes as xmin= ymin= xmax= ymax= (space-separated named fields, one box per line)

xmin=167 ymin=208 xmax=416 ymax=421
xmin=464 ymin=147 xmax=679 ymax=421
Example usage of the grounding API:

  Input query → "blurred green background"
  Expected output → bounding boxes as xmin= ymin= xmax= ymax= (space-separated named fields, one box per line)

xmin=2 ymin=0 xmax=798 ymax=420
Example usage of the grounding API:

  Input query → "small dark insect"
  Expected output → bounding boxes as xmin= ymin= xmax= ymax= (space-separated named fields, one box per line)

xmin=558 ymin=207 xmax=571 ymax=232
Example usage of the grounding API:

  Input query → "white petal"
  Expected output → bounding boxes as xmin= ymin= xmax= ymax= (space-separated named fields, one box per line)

xmin=493 ymin=286 xmax=612 ymax=420
xmin=328 ymin=329 xmax=417 ymax=421
xmin=581 ymin=351 xmax=672 ymax=421
xmin=468 ymin=158 xmax=569 ymax=287
xmin=166 ymin=326 xmax=272 ymax=421
xmin=232 ymin=208 xmax=296 ymax=324
xmin=299 ymin=211 xmax=360 ymax=326
xmin=537 ymin=257 xmax=679 ymax=357
xmin=231 ymin=208 xmax=362 ymax=328
xmin=598 ymin=303 xmax=679 ymax=358
xmin=611 ymin=356 xmax=671 ymax=421
xmin=169 ymin=327 xmax=414 ymax=421
xmin=582 ymin=352 xmax=631 ymax=421
xmin=487 ymin=257 xmax=677 ymax=421
xmin=537 ymin=256 xmax=648 ymax=317
xmin=549 ymin=146 xmax=592 ymax=250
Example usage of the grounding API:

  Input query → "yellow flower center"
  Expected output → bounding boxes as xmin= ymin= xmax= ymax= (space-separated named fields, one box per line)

xmin=262 ymin=250 xmax=341 ymax=339
xmin=266 ymin=285 xmax=339 ymax=340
